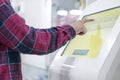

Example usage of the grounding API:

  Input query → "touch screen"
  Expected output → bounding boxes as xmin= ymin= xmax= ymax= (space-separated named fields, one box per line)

xmin=62 ymin=7 xmax=120 ymax=58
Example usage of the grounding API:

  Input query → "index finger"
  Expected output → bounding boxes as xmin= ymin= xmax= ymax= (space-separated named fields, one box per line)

xmin=82 ymin=19 xmax=94 ymax=23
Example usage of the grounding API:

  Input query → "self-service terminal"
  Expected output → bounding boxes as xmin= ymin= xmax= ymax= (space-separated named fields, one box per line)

xmin=48 ymin=0 xmax=120 ymax=80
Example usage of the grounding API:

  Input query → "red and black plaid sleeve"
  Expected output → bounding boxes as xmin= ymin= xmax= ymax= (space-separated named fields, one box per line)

xmin=0 ymin=2 xmax=76 ymax=55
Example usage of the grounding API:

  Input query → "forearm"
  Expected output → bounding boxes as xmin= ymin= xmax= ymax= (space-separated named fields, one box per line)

xmin=33 ymin=25 xmax=76 ymax=54
xmin=0 ymin=3 xmax=76 ymax=55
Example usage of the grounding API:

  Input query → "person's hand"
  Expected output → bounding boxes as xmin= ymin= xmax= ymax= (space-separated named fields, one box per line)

xmin=70 ymin=19 xmax=94 ymax=35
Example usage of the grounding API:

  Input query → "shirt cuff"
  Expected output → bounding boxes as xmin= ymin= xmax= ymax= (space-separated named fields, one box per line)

xmin=63 ymin=25 xmax=76 ymax=40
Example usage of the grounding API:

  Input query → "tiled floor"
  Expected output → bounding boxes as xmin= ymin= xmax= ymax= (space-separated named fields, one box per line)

xmin=22 ymin=64 xmax=48 ymax=80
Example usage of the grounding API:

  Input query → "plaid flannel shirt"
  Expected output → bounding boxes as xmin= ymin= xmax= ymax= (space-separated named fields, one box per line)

xmin=0 ymin=0 xmax=76 ymax=80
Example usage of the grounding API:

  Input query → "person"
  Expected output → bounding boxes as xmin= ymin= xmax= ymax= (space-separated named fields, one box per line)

xmin=0 ymin=0 xmax=94 ymax=80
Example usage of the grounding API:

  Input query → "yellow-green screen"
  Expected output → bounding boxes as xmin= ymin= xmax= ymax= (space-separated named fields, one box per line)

xmin=62 ymin=7 xmax=120 ymax=58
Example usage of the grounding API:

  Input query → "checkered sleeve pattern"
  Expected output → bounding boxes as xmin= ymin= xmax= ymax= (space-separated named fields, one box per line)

xmin=0 ymin=1 xmax=76 ymax=80
xmin=0 ymin=2 xmax=76 ymax=54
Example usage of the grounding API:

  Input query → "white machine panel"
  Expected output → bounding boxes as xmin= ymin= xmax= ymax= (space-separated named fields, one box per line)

xmin=48 ymin=0 xmax=120 ymax=80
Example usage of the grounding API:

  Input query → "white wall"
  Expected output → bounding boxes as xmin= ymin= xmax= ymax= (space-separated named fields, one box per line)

xmin=20 ymin=0 xmax=52 ymax=69
xmin=23 ymin=0 xmax=51 ymax=28
xmin=86 ymin=0 xmax=96 ymax=6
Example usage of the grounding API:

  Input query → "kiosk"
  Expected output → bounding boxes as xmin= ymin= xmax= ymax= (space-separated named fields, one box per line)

xmin=49 ymin=0 xmax=120 ymax=80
